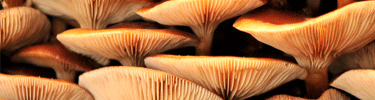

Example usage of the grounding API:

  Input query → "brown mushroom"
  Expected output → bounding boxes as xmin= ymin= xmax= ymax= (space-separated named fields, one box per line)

xmin=331 ymin=69 xmax=375 ymax=100
xmin=233 ymin=1 xmax=375 ymax=98
xmin=136 ymin=0 xmax=267 ymax=55
xmin=267 ymin=88 xmax=350 ymax=100
xmin=1 ymin=7 xmax=50 ymax=55
xmin=79 ymin=66 xmax=223 ymax=100
xmin=144 ymin=55 xmax=307 ymax=99
xmin=1 ymin=0 xmax=31 ymax=8
xmin=10 ymin=42 xmax=100 ymax=82
xmin=0 ymin=73 xmax=94 ymax=100
xmin=57 ymin=26 xmax=198 ymax=66
xmin=32 ymin=0 xmax=153 ymax=29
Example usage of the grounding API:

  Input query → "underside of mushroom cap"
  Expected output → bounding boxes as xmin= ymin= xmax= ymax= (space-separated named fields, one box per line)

xmin=0 ymin=74 xmax=94 ymax=100
xmin=234 ymin=1 xmax=375 ymax=69
xmin=1 ymin=7 xmax=50 ymax=55
xmin=57 ymin=28 xmax=198 ymax=66
xmin=10 ymin=42 xmax=99 ymax=82
xmin=144 ymin=55 xmax=308 ymax=99
xmin=32 ymin=0 xmax=153 ymax=29
xmin=331 ymin=69 xmax=375 ymax=100
xmin=78 ymin=66 xmax=223 ymax=100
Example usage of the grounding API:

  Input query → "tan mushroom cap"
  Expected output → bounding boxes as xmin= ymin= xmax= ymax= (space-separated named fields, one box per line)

xmin=234 ymin=1 xmax=375 ymax=97
xmin=331 ymin=69 xmax=375 ymax=100
xmin=0 ymin=73 xmax=94 ymax=100
xmin=32 ymin=0 xmax=153 ymax=29
xmin=144 ymin=55 xmax=307 ymax=99
xmin=57 ymin=28 xmax=198 ymax=66
xmin=137 ymin=0 xmax=267 ymax=55
xmin=1 ymin=7 xmax=50 ymax=55
xmin=329 ymin=41 xmax=375 ymax=75
xmin=267 ymin=88 xmax=350 ymax=100
xmin=10 ymin=42 xmax=99 ymax=82
xmin=78 ymin=66 xmax=223 ymax=100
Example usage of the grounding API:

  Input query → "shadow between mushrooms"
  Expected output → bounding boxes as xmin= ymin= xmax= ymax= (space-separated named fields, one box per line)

xmin=78 ymin=66 xmax=223 ymax=100
xmin=233 ymin=1 xmax=375 ymax=98
xmin=136 ymin=0 xmax=267 ymax=55
xmin=0 ymin=73 xmax=94 ymax=100
xmin=144 ymin=55 xmax=308 ymax=100
xmin=57 ymin=25 xmax=198 ymax=66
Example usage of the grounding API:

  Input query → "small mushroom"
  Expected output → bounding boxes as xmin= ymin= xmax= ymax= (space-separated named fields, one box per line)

xmin=331 ymin=69 xmax=375 ymax=100
xmin=144 ymin=55 xmax=307 ymax=99
xmin=57 ymin=25 xmax=198 ymax=66
xmin=32 ymin=0 xmax=153 ymax=29
xmin=79 ymin=66 xmax=223 ymax=100
xmin=233 ymin=1 xmax=375 ymax=98
xmin=10 ymin=42 xmax=100 ymax=82
xmin=0 ymin=73 xmax=94 ymax=100
xmin=136 ymin=0 xmax=267 ymax=55
xmin=267 ymin=88 xmax=350 ymax=100
xmin=1 ymin=7 xmax=50 ymax=55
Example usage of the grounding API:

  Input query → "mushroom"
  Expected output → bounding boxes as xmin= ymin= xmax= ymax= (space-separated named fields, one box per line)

xmin=136 ymin=0 xmax=267 ymax=55
xmin=2 ymin=64 xmax=56 ymax=78
xmin=331 ymin=69 xmax=375 ymax=100
xmin=267 ymin=88 xmax=350 ymax=100
xmin=10 ymin=42 xmax=100 ymax=82
xmin=1 ymin=0 xmax=31 ymax=8
xmin=338 ymin=0 xmax=355 ymax=8
xmin=57 ymin=25 xmax=198 ymax=66
xmin=233 ymin=1 xmax=375 ymax=98
xmin=78 ymin=66 xmax=223 ymax=100
xmin=329 ymin=41 xmax=375 ymax=76
xmin=1 ymin=7 xmax=50 ymax=55
xmin=144 ymin=55 xmax=308 ymax=99
xmin=0 ymin=73 xmax=94 ymax=100
xmin=31 ymin=0 xmax=153 ymax=29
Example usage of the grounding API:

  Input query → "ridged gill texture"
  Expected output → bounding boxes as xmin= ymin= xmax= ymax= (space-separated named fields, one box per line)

xmin=144 ymin=55 xmax=307 ymax=99
xmin=331 ymin=69 xmax=375 ymax=100
xmin=0 ymin=7 xmax=50 ymax=55
xmin=267 ymin=88 xmax=350 ymax=100
xmin=234 ymin=1 xmax=375 ymax=70
xmin=0 ymin=74 xmax=94 ymax=100
xmin=137 ymin=0 xmax=267 ymax=55
xmin=78 ymin=66 xmax=223 ymax=100
xmin=32 ymin=0 xmax=152 ymax=29
xmin=57 ymin=28 xmax=198 ymax=66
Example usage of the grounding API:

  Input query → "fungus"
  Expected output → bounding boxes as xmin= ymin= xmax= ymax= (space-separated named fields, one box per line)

xmin=0 ymin=73 xmax=94 ymax=100
xmin=10 ymin=42 xmax=99 ymax=82
xmin=32 ymin=0 xmax=153 ymax=29
xmin=331 ymin=69 xmax=375 ymax=100
xmin=144 ymin=55 xmax=307 ymax=99
xmin=267 ymin=88 xmax=350 ymax=100
xmin=233 ymin=1 xmax=375 ymax=98
xmin=136 ymin=0 xmax=267 ymax=55
xmin=1 ymin=7 xmax=50 ymax=55
xmin=1 ymin=0 xmax=31 ymax=8
xmin=79 ymin=66 xmax=223 ymax=100
xmin=57 ymin=26 xmax=198 ymax=66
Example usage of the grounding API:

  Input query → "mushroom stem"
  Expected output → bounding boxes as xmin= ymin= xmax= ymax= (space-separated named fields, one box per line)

xmin=55 ymin=69 xmax=77 ymax=82
xmin=118 ymin=57 xmax=145 ymax=67
xmin=191 ymin=23 xmax=219 ymax=55
xmin=304 ymin=66 xmax=329 ymax=99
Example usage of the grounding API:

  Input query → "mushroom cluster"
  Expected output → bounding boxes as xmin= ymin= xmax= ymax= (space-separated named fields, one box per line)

xmin=1 ymin=0 xmax=374 ymax=100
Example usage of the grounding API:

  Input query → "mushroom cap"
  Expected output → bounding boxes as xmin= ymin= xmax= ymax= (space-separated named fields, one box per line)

xmin=137 ymin=0 xmax=267 ymax=37
xmin=10 ymin=42 xmax=99 ymax=81
xmin=233 ymin=1 xmax=375 ymax=69
xmin=331 ymin=69 xmax=375 ymax=100
xmin=266 ymin=88 xmax=350 ymax=100
xmin=329 ymin=41 xmax=375 ymax=75
xmin=78 ymin=66 xmax=223 ymax=100
xmin=32 ymin=0 xmax=153 ymax=29
xmin=0 ymin=73 xmax=94 ymax=100
xmin=144 ymin=55 xmax=308 ymax=99
xmin=107 ymin=22 xmax=158 ymax=29
xmin=1 ymin=7 xmax=50 ymax=55
xmin=1 ymin=0 xmax=31 ymax=8
xmin=57 ymin=28 xmax=198 ymax=66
